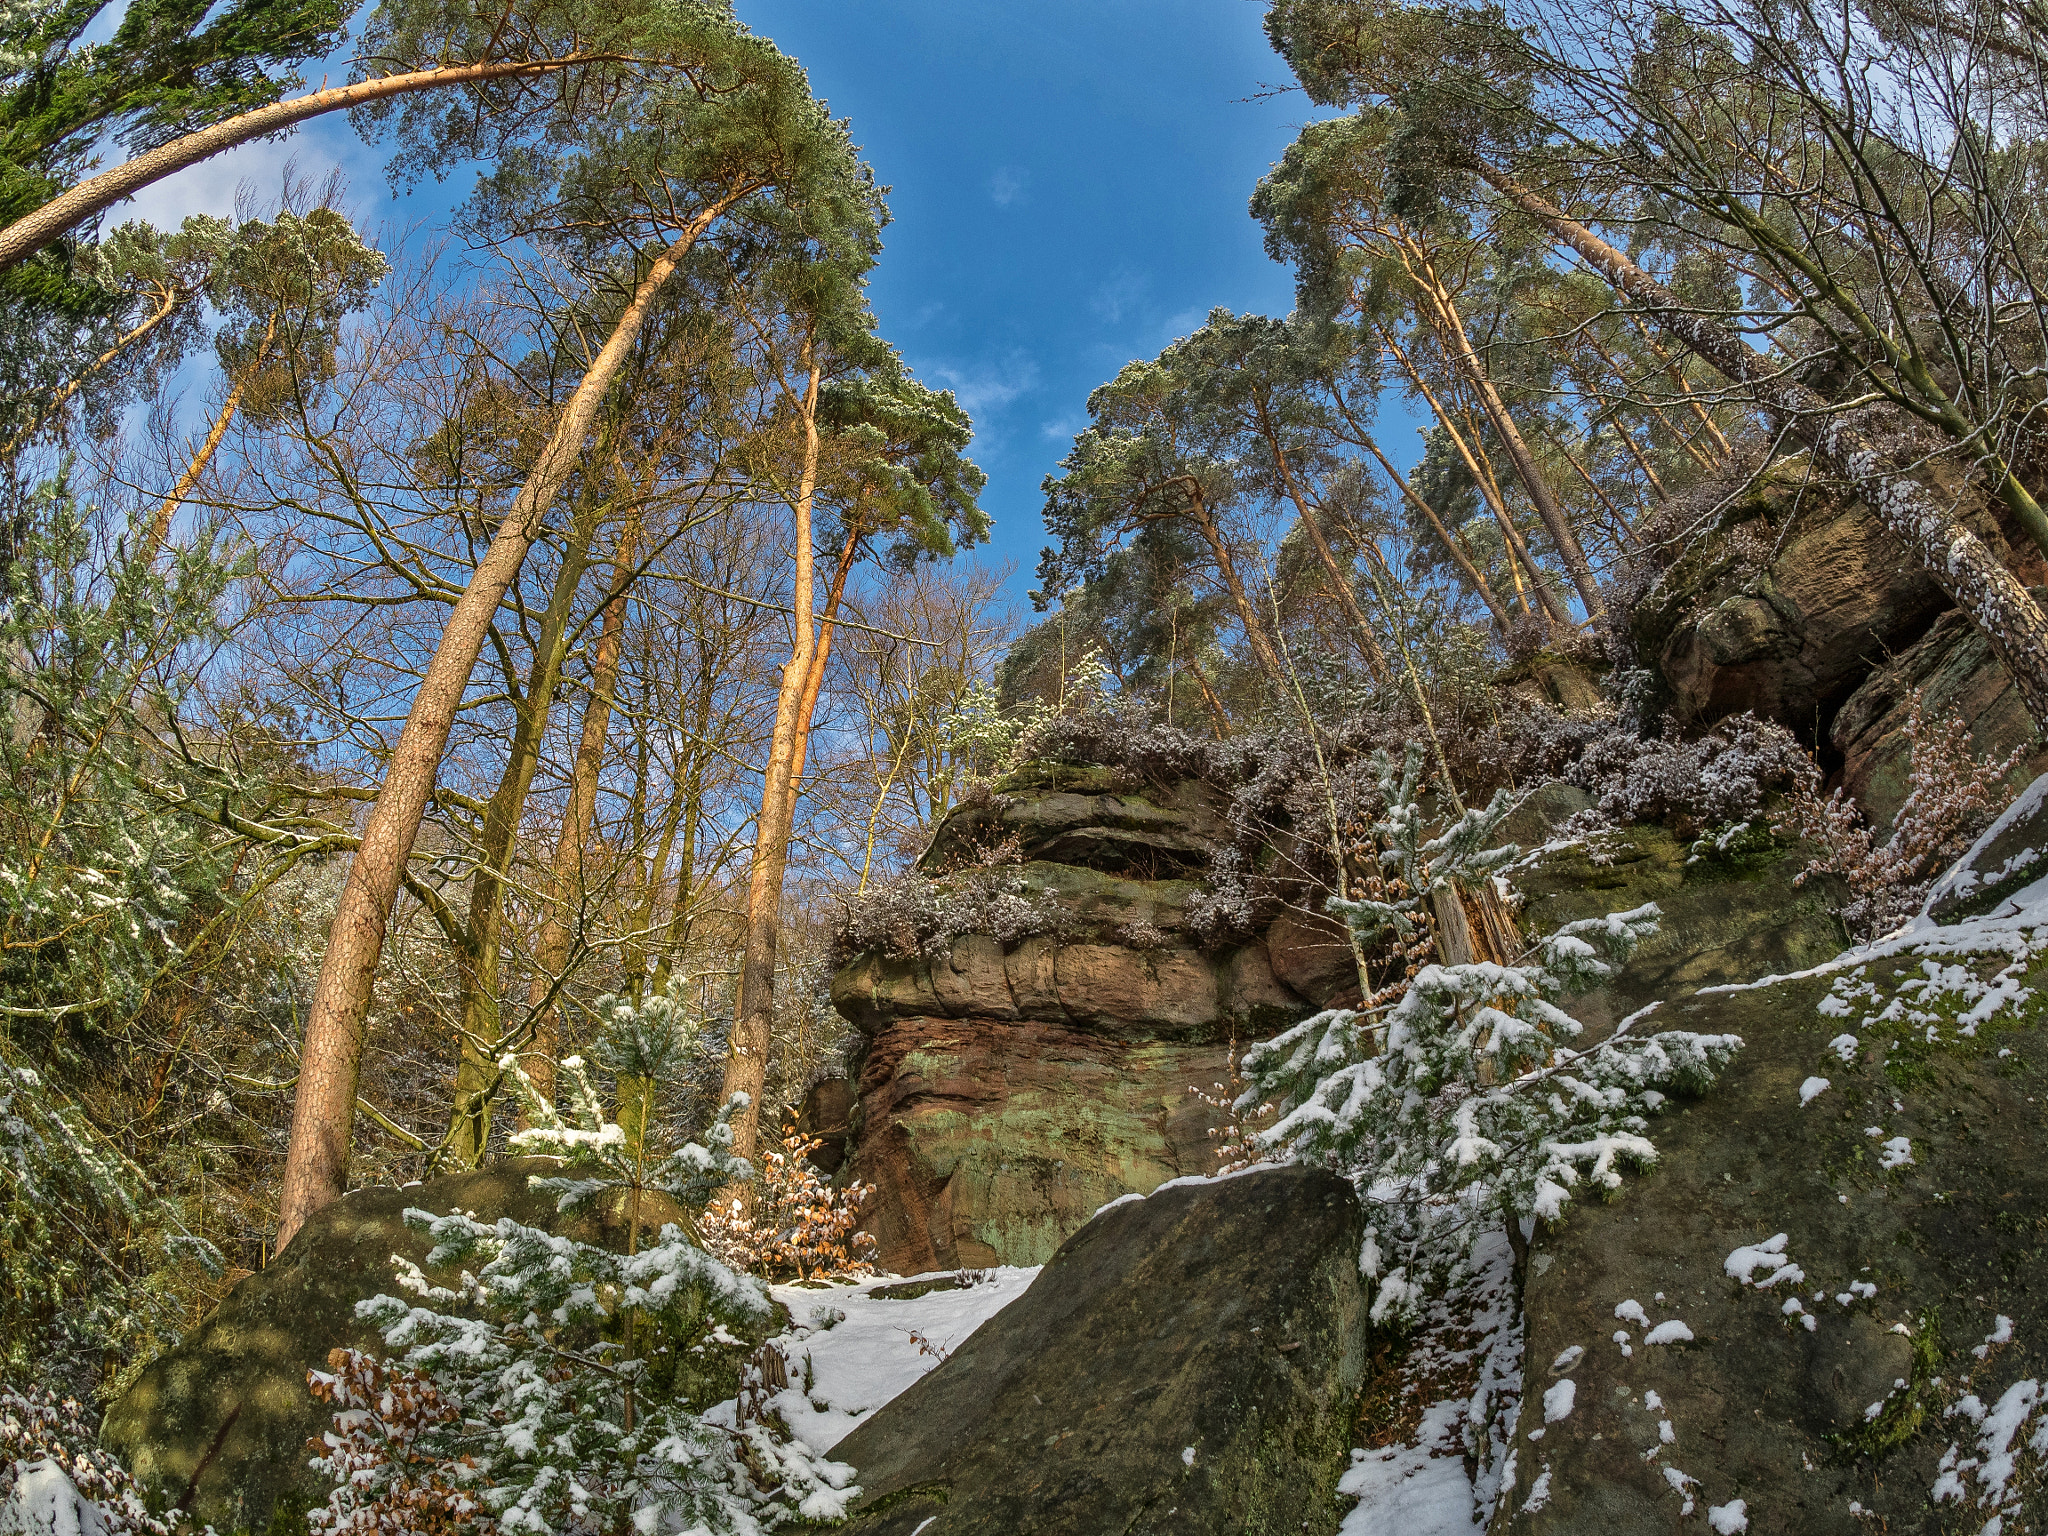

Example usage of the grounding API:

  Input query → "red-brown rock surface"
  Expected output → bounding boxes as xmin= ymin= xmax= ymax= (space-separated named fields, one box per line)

xmin=828 ymin=770 xmax=1313 ymax=1275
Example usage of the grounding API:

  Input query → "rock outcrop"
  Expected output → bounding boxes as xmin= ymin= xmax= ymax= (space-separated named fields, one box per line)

xmin=813 ymin=1165 xmax=1366 ymax=1536
xmin=830 ymin=765 xmax=1313 ymax=1275
xmin=1831 ymin=599 xmax=2048 ymax=830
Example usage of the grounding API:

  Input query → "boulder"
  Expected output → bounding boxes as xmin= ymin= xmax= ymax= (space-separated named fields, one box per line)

xmin=1498 ymin=947 xmax=2048 ymax=1534
xmin=1831 ymin=600 xmax=2047 ymax=831
xmin=99 ymin=1160 xmax=764 ymax=1533
xmin=816 ymin=1166 xmax=1366 ymax=1536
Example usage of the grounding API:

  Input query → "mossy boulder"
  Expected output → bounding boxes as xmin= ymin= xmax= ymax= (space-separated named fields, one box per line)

xmin=814 ymin=1165 xmax=1366 ymax=1536
xmin=1499 ymin=943 xmax=2048 ymax=1533
xmin=1515 ymin=822 xmax=1850 ymax=1031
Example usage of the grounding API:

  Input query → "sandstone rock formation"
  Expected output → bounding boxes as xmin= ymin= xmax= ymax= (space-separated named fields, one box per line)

xmin=1831 ymin=598 xmax=2048 ymax=830
xmin=811 ymin=1165 xmax=1366 ymax=1536
xmin=830 ymin=765 xmax=1314 ymax=1275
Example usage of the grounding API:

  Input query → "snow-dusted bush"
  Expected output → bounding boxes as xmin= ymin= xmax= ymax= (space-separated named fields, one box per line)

xmin=0 ymin=1383 xmax=169 ymax=1536
xmin=830 ymin=865 xmax=1076 ymax=966
xmin=1774 ymin=690 xmax=2024 ymax=937
xmin=698 ymin=1115 xmax=877 ymax=1283
xmin=1563 ymin=712 xmax=1812 ymax=836
xmin=318 ymin=993 xmax=858 ymax=1535
xmin=1242 ymin=744 xmax=1744 ymax=1326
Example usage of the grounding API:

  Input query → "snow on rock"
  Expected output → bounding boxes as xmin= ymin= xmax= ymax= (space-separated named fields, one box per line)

xmin=1827 ymin=1033 xmax=1860 ymax=1063
xmin=1798 ymin=1076 xmax=1830 ymax=1105
xmin=1543 ymin=1380 xmax=1577 ymax=1423
xmin=1614 ymin=1299 xmax=1651 ymax=1327
xmin=765 ymin=1268 xmax=1039 ymax=1452
xmin=0 ymin=1462 xmax=109 ymax=1536
xmin=1724 ymin=1233 xmax=1806 ymax=1289
xmin=1976 ymin=1316 xmax=2017 ymax=1359
xmin=1707 ymin=1497 xmax=1750 ymax=1532
xmin=1644 ymin=1321 xmax=1696 ymax=1346
xmin=1879 ymin=1136 xmax=1915 ymax=1170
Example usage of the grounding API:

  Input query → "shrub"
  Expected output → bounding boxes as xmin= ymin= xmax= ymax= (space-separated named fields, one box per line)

xmin=698 ymin=1116 xmax=877 ymax=1282
xmin=1773 ymin=690 xmax=2024 ymax=937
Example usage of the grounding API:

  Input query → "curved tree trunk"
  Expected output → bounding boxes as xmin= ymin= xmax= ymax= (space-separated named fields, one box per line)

xmin=1257 ymin=406 xmax=1391 ymax=682
xmin=0 ymin=58 xmax=611 ymax=274
xmin=274 ymin=234 xmax=705 ymax=1251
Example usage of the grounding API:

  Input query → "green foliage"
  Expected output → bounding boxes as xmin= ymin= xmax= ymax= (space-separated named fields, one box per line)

xmin=328 ymin=988 xmax=856 ymax=1533
xmin=0 ymin=474 xmax=249 ymax=1023
xmin=1242 ymin=741 xmax=1742 ymax=1325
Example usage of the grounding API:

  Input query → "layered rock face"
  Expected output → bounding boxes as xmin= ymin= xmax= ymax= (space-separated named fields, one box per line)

xmin=1631 ymin=465 xmax=2047 ymax=748
xmin=829 ymin=766 xmax=1313 ymax=1275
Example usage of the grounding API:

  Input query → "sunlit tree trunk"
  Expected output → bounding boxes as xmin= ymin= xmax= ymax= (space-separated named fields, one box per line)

xmin=718 ymin=353 xmax=822 ymax=1168
xmin=275 ymin=236 xmax=706 ymax=1250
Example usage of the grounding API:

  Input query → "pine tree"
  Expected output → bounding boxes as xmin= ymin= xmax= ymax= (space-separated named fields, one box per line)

xmin=320 ymin=983 xmax=859 ymax=1533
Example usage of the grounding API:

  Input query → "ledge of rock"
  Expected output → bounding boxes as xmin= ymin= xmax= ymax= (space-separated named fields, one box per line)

xmin=814 ymin=1165 xmax=1366 ymax=1536
xmin=833 ymin=772 xmax=1315 ymax=1272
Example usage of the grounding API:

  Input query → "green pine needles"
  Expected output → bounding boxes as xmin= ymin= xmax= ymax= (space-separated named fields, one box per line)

xmin=1241 ymin=743 xmax=1744 ymax=1324
xmin=325 ymin=982 xmax=858 ymax=1533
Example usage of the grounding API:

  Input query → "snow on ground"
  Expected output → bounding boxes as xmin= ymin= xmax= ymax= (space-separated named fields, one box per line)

xmin=1338 ymin=1402 xmax=1485 ymax=1535
xmin=763 ymin=1267 xmax=1040 ymax=1451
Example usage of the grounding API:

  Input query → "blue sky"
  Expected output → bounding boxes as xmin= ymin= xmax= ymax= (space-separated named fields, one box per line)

xmin=120 ymin=1 xmax=1333 ymax=606
xmin=742 ymin=0 xmax=1325 ymax=601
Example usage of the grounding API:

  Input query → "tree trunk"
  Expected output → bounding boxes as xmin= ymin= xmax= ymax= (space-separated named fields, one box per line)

xmin=0 ymin=58 xmax=614 ymax=274
xmin=1398 ymin=245 xmax=1605 ymax=616
xmin=1178 ymin=479 xmax=1288 ymax=682
xmin=1382 ymin=328 xmax=1570 ymax=627
xmin=274 ymin=236 xmax=703 ymax=1251
xmin=718 ymin=353 xmax=823 ymax=1169
xmin=144 ymin=309 xmax=279 ymax=559
xmin=1478 ymin=165 xmax=2048 ymax=732
xmin=441 ymin=489 xmax=608 ymax=1168
xmin=522 ymin=510 xmax=643 ymax=1112
xmin=1258 ymin=408 xmax=1391 ymax=682
xmin=1355 ymin=430 xmax=1514 ymax=628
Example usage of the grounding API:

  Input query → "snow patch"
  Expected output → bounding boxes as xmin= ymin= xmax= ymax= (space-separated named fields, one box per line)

xmin=765 ymin=1267 xmax=1039 ymax=1451
xmin=0 ymin=1462 xmax=108 ymax=1536
xmin=1645 ymin=1321 xmax=1695 ymax=1346
xmin=1724 ymin=1233 xmax=1805 ymax=1289
xmin=1798 ymin=1076 xmax=1830 ymax=1106
xmin=1543 ymin=1380 xmax=1577 ymax=1423
xmin=1707 ymin=1498 xmax=1750 ymax=1533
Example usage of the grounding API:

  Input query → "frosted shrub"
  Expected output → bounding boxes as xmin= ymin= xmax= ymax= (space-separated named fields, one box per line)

xmin=317 ymin=989 xmax=859 ymax=1535
xmin=1241 ymin=744 xmax=1744 ymax=1325
xmin=0 ymin=1382 xmax=170 ymax=1535
xmin=699 ymin=1114 xmax=877 ymax=1281
xmin=830 ymin=865 xmax=1073 ymax=966
xmin=1774 ymin=689 xmax=2023 ymax=937
xmin=1567 ymin=713 xmax=1811 ymax=836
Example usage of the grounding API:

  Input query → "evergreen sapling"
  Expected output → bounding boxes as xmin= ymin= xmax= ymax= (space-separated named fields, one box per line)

xmin=1241 ymin=745 xmax=1744 ymax=1324
xmin=317 ymin=982 xmax=858 ymax=1535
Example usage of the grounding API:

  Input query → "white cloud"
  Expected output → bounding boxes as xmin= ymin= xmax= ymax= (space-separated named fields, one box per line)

xmin=988 ymin=166 xmax=1027 ymax=207
xmin=1090 ymin=268 xmax=1149 ymax=324
xmin=1040 ymin=412 xmax=1085 ymax=443
xmin=109 ymin=126 xmax=359 ymax=231
xmin=921 ymin=353 xmax=1040 ymax=421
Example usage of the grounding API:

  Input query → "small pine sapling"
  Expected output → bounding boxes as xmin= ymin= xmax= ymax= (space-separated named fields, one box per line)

xmin=1242 ymin=744 xmax=1743 ymax=1325
xmin=320 ymin=983 xmax=860 ymax=1534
